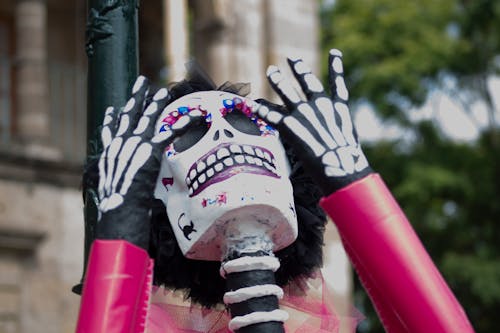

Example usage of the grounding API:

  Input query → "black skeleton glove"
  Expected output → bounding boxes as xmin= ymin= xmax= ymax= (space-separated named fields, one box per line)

xmin=96 ymin=76 xmax=198 ymax=249
xmin=254 ymin=49 xmax=373 ymax=195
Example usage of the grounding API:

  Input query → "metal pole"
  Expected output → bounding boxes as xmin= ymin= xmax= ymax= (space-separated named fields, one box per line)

xmin=73 ymin=0 xmax=139 ymax=294
xmin=86 ymin=0 xmax=139 ymax=144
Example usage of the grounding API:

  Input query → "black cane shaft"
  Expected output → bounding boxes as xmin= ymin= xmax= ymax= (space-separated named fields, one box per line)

xmin=226 ymin=270 xmax=277 ymax=290
xmin=237 ymin=321 xmax=285 ymax=333
xmin=225 ymin=264 xmax=285 ymax=333
xmin=229 ymin=295 xmax=280 ymax=317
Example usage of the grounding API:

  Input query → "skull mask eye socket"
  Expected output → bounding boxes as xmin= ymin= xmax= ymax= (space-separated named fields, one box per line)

xmin=224 ymin=110 xmax=261 ymax=136
xmin=173 ymin=117 xmax=208 ymax=153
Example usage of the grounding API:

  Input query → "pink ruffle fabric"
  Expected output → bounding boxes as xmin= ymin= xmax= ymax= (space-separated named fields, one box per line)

xmin=145 ymin=272 xmax=363 ymax=333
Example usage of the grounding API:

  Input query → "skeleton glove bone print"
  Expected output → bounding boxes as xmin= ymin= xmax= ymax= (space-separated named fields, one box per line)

xmin=96 ymin=76 xmax=197 ymax=249
xmin=255 ymin=49 xmax=373 ymax=194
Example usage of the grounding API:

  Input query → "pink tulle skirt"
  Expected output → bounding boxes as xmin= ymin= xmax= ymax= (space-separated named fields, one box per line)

xmin=146 ymin=272 xmax=364 ymax=333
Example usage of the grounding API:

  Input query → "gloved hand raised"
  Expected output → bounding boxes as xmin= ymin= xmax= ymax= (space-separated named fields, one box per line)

xmin=254 ymin=49 xmax=372 ymax=195
xmin=96 ymin=76 xmax=200 ymax=248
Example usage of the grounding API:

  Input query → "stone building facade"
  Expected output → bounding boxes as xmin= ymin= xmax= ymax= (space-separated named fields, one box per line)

xmin=0 ymin=1 xmax=353 ymax=332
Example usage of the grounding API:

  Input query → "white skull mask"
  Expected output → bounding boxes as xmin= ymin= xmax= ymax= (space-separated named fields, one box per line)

xmin=154 ymin=91 xmax=297 ymax=260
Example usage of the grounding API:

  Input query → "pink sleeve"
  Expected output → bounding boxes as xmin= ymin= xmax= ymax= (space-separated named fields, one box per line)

xmin=320 ymin=174 xmax=474 ymax=333
xmin=76 ymin=240 xmax=154 ymax=333
xmin=340 ymin=236 xmax=408 ymax=332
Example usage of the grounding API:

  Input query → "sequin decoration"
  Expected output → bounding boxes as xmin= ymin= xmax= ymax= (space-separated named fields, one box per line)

xmin=164 ymin=143 xmax=176 ymax=157
xmin=178 ymin=106 xmax=190 ymax=115
xmin=220 ymin=97 xmax=277 ymax=137
xmin=161 ymin=98 xmax=277 ymax=158
xmin=223 ymin=99 xmax=234 ymax=109
xmin=160 ymin=105 xmax=211 ymax=131
xmin=160 ymin=105 xmax=211 ymax=157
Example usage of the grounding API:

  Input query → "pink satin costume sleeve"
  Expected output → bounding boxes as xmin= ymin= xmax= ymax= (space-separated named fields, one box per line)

xmin=320 ymin=173 xmax=475 ymax=333
xmin=75 ymin=240 xmax=154 ymax=333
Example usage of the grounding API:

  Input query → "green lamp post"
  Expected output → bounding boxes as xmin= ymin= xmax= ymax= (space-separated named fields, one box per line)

xmin=73 ymin=0 xmax=139 ymax=294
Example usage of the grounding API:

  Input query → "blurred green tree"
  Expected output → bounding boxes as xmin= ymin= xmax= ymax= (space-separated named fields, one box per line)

xmin=321 ymin=1 xmax=500 ymax=332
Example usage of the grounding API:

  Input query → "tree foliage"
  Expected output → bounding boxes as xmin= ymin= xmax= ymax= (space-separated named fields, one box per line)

xmin=321 ymin=1 xmax=500 ymax=332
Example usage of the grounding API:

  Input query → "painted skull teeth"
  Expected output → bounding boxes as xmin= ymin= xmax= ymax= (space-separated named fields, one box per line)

xmin=186 ymin=143 xmax=279 ymax=197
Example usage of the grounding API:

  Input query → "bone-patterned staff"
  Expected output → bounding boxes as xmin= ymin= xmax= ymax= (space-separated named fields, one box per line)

xmin=220 ymin=229 xmax=288 ymax=332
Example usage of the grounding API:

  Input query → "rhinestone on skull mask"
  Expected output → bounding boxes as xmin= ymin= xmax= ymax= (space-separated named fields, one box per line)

xmin=154 ymin=91 xmax=297 ymax=260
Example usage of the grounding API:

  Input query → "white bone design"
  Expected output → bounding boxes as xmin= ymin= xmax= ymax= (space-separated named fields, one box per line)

xmin=98 ymin=78 xmax=173 ymax=214
xmin=221 ymin=254 xmax=288 ymax=331
xmin=263 ymin=49 xmax=369 ymax=179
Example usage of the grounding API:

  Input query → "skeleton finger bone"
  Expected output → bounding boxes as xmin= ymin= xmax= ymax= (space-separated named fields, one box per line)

xmin=266 ymin=65 xmax=302 ymax=107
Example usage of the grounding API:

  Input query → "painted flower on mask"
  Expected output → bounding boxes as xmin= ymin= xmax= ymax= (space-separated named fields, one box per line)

xmin=201 ymin=192 xmax=228 ymax=207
